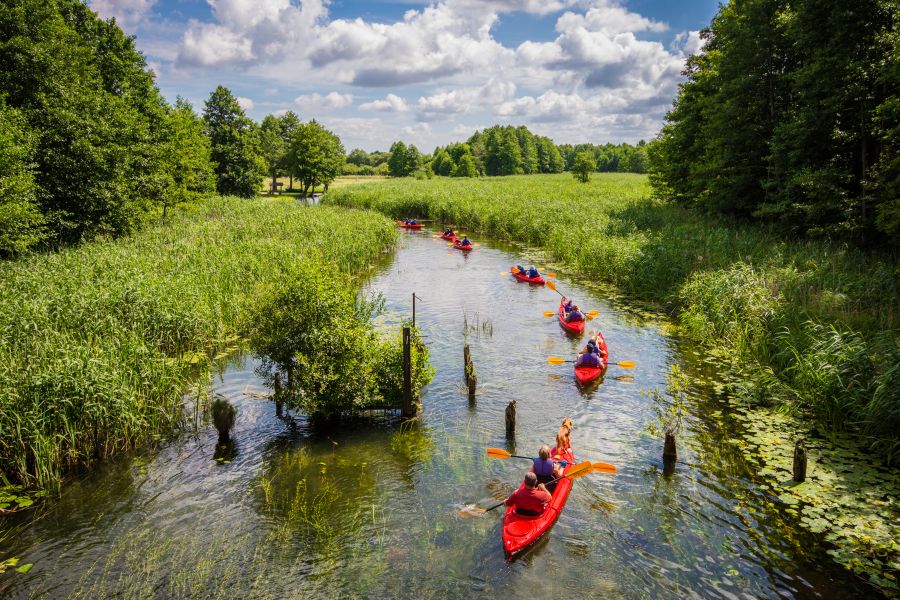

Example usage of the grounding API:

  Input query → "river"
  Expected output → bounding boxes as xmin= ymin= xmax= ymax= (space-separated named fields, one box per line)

xmin=0 ymin=227 xmax=871 ymax=598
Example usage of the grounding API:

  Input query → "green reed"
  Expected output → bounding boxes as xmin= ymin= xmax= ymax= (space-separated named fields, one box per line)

xmin=326 ymin=174 xmax=899 ymax=462
xmin=0 ymin=197 xmax=398 ymax=491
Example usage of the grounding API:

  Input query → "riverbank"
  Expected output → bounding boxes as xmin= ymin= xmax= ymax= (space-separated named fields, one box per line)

xmin=326 ymin=173 xmax=899 ymax=593
xmin=0 ymin=197 xmax=399 ymax=495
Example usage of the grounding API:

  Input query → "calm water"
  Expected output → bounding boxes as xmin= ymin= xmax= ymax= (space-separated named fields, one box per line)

xmin=1 ymin=228 xmax=871 ymax=599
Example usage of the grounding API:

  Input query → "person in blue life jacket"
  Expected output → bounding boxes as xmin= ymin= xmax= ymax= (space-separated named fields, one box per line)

xmin=527 ymin=266 xmax=540 ymax=278
xmin=579 ymin=339 xmax=598 ymax=356
xmin=532 ymin=444 xmax=563 ymax=493
xmin=515 ymin=264 xmax=526 ymax=274
xmin=460 ymin=236 xmax=471 ymax=246
xmin=575 ymin=348 xmax=603 ymax=368
xmin=566 ymin=304 xmax=584 ymax=322
xmin=410 ymin=219 xmax=417 ymax=225
xmin=562 ymin=297 xmax=574 ymax=313
xmin=444 ymin=228 xmax=455 ymax=236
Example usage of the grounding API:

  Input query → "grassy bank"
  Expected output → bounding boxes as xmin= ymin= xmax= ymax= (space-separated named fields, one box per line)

xmin=326 ymin=174 xmax=899 ymax=462
xmin=0 ymin=197 xmax=399 ymax=492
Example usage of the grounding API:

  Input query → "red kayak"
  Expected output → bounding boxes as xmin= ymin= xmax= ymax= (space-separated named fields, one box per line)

xmin=440 ymin=232 xmax=457 ymax=241
xmin=398 ymin=221 xmax=423 ymax=230
xmin=511 ymin=268 xmax=545 ymax=285
xmin=573 ymin=331 xmax=609 ymax=386
xmin=453 ymin=240 xmax=473 ymax=251
xmin=557 ymin=301 xmax=585 ymax=335
xmin=502 ymin=449 xmax=575 ymax=558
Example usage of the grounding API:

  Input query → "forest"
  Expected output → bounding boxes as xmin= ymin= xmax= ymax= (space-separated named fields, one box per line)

xmin=649 ymin=0 xmax=899 ymax=247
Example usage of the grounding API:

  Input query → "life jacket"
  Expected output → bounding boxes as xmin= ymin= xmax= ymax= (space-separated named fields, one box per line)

xmin=567 ymin=311 xmax=584 ymax=322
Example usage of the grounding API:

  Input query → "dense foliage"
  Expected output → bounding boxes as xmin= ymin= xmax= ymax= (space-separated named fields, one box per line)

xmin=650 ymin=0 xmax=900 ymax=246
xmin=247 ymin=270 xmax=432 ymax=420
xmin=387 ymin=141 xmax=424 ymax=177
xmin=572 ymin=152 xmax=597 ymax=183
xmin=0 ymin=0 xmax=215 ymax=251
xmin=204 ymin=86 xmax=263 ymax=198
xmin=559 ymin=141 xmax=649 ymax=174
xmin=327 ymin=174 xmax=899 ymax=463
xmin=0 ymin=199 xmax=400 ymax=490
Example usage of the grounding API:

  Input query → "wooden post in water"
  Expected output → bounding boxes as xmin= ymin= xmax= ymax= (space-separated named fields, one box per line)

xmin=505 ymin=400 xmax=516 ymax=437
xmin=402 ymin=326 xmax=414 ymax=419
xmin=274 ymin=372 xmax=283 ymax=417
xmin=412 ymin=292 xmax=416 ymax=327
xmin=793 ymin=438 xmax=807 ymax=483
xmin=464 ymin=343 xmax=477 ymax=397
xmin=663 ymin=431 xmax=677 ymax=475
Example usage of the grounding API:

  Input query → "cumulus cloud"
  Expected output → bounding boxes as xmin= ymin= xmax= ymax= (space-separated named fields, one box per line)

xmin=673 ymin=30 xmax=705 ymax=56
xmin=90 ymin=0 xmax=156 ymax=27
xmin=417 ymin=78 xmax=516 ymax=117
xmin=360 ymin=94 xmax=410 ymax=112
xmin=236 ymin=96 xmax=255 ymax=111
xmin=294 ymin=91 xmax=354 ymax=109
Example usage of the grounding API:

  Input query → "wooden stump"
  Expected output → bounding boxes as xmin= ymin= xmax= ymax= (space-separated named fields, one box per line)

xmin=505 ymin=400 xmax=516 ymax=437
xmin=274 ymin=372 xmax=283 ymax=417
xmin=663 ymin=431 xmax=677 ymax=475
xmin=793 ymin=438 xmax=807 ymax=483
xmin=464 ymin=343 xmax=477 ymax=398
xmin=402 ymin=327 xmax=415 ymax=419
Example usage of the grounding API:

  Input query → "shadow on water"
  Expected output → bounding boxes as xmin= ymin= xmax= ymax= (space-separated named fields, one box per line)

xmin=0 ymin=227 xmax=875 ymax=599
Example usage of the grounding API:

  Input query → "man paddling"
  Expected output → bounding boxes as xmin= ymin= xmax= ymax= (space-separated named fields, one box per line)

xmin=504 ymin=472 xmax=551 ymax=517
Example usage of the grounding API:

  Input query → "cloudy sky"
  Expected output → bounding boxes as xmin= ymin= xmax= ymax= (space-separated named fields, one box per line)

xmin=90 ymin=0 xmax=717 ymax=152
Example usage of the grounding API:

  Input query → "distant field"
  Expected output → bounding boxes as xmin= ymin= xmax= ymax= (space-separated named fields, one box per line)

xmin=326 ymin=173 xmax=899 ymax=462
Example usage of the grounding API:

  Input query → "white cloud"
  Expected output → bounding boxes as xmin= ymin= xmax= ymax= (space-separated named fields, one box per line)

xmin=672 ymin=30 xmax=705 ymax=56
xmin=360 ymin=94 xmax=410 ymax=112
xmin=417 ymin=78 xmax=516 ymax=117
xmin=89 ymin=0 xmax=157 ymax=27
xmin=444 ymin=0 xmax=577 ymax=16
xmin=294 ymin=91 xmax=354 ymax=108
xmin=236 ymin=96 xmax=255 ymax=111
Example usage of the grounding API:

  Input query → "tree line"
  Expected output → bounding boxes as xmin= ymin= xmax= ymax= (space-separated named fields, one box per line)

xmin=343 ymin=126 xmax=649 ymax=178
xmin=649 ymin=0 xmax=899 ymax=247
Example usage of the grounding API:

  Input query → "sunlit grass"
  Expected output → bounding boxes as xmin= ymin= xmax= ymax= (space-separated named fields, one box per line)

xmin=0 ymin=197 xmax=398 ymax=491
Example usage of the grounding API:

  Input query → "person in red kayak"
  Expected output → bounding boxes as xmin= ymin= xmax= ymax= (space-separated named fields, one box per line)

xmin=459 ymin=236 xmax=472 ymax=247
xmin=504 ymin=472 xmax=552 ymax=517
xmin=566 ymin=304 xmax=584 ymax=323
xmin=562 ymin=297 xmax=574 ymax=313
xmin=527 ymin=266 xmax=540 ymax=278
xmin=532 ymin=444 xmax=563 ymax=492
xmin=575 ymin=341 xmax=603 ymax=368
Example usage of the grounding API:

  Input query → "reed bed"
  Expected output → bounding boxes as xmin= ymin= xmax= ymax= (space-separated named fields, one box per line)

xmin=327 ymin=174 xmax=899 ymax=462
xmin=0 ymin=197 xmax=398 ymax=491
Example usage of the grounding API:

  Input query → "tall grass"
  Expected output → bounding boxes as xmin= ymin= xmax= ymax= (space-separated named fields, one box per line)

xmin=327 ymin=174 xmax=899 ymax=462
xmin=0 ymin=197 xmax=398 ymax=491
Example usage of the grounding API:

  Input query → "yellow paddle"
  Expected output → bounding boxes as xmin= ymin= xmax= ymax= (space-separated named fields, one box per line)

xmin=547 ymin=356 xmax=636 ymax=369
xmin=486 ymin=449 xmax=616 ymax=475
xmin=544 ymin=309 xmax=599 ymax=317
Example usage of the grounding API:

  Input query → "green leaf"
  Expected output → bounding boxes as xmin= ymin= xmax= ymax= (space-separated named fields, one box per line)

xmin=15 ymin=563 xmax=33 ymax=573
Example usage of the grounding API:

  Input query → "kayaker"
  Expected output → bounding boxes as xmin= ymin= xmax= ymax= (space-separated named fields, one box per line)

xmin=410 ymin=219 xmax=417 ymax=225
xmin=460 ymin=236 xmax=472 ymax=247
xmin=515 ymin=264 xmax=526 ymax=274
xmin=527 ymin=266 xmax=540 ymax=278
xmin=532 ymin=445 xmax=563 ymax=492
xmin=579 ymin=339 xmax=598 ymax=355
xmin=586 ymin=333 xmax=608 ymax=360
xmin=566 ymin=305 xmax=584 ymax=322
xmin=504 ymin=472 xmax=551 ymax=517
xmin=562 ymin=297 xmax=574 ymax=313
xmin=575 ymin=349 xmax=603 ymax=368
xmin=444 ymin=228 xmax=454 ymax=236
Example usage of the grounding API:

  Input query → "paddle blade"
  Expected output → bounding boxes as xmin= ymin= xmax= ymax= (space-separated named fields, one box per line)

xmin=545 ymin=273 xmax=557 ymax=278
xmin=565 ymin=461 xmax=594 ymax=479
xmin=546 ymin=280 xmax=557 ymax=291
xmin=592 ymin=462 xmax=617 ymax=474
xmin=543 ymin=311 xmax=555 ymax=317
xmin=547 ymin=357 xmax=567 ymax=365
xmin=587 ymin=310 xmax=599 ymax=317
xmin=486 ymin=448 xmax=512 ymax=459
xmin=615 ymin=361 xmax=636 ymax=369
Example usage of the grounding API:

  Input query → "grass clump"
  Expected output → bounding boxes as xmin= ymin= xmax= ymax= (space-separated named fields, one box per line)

xmin=0 ymin=197 xmax=398 ymax=491
xmin=326 ymin=174 xmax=899 ymax=463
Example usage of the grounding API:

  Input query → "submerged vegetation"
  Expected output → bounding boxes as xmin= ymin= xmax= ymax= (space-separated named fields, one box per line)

xmin=326 ymin=174 xmax=899 ymax=463
xmin=0 ymin=198 xmax=401 ymax=492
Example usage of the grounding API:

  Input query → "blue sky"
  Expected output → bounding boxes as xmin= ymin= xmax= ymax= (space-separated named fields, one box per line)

xmin=89 ymin=0 xmax=719 ymax=152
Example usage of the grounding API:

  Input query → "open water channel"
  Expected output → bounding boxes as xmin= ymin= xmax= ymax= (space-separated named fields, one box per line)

xmin=1 ymin=226 xmax=872 ymax=598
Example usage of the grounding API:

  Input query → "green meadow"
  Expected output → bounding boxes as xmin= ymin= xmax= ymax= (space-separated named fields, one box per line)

xmin=326 ymin=173 xmax=899 ymax=462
